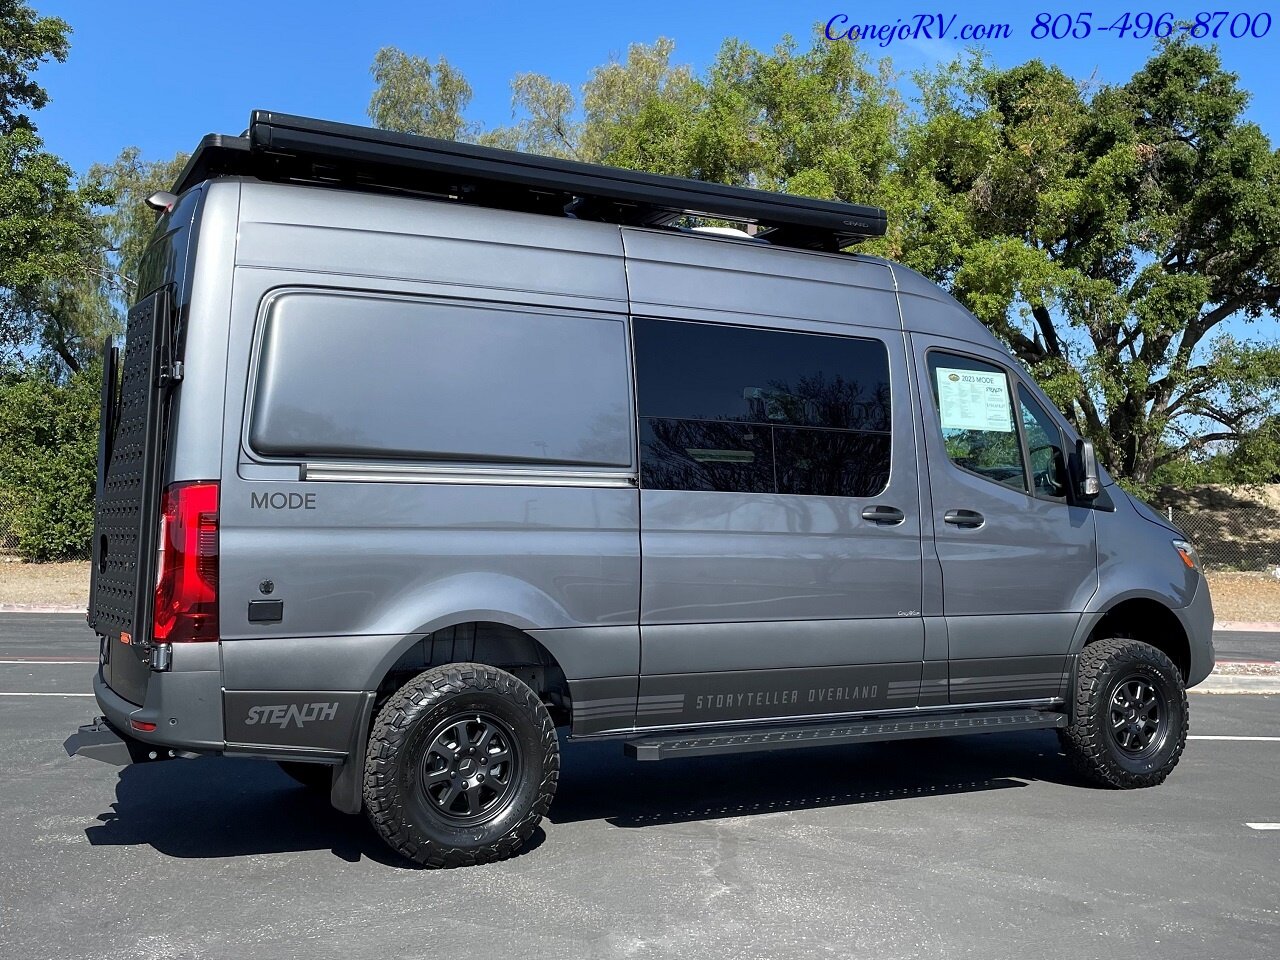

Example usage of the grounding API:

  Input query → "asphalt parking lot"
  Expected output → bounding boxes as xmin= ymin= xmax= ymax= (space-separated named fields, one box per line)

xmin=0 ymin=615 xmax=1276 ymax=960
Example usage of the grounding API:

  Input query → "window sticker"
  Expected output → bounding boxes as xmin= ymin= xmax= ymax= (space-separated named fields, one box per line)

xmin=935 ymin=367 xmax=1013 ymax=432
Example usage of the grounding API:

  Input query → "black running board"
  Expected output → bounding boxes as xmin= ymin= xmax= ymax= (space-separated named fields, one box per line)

xmin=624 ymin=709 xmax=1068 ymax=761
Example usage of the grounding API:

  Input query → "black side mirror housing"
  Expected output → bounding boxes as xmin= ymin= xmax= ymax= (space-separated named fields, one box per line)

xmin=1077 ymin=439 xmax=1101 ymax=499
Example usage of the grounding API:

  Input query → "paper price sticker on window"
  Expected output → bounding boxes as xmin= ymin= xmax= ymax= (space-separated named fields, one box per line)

xmin=936 ymin=367 xmax=1013 ymax=432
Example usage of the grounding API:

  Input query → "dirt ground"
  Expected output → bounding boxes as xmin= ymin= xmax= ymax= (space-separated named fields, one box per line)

xmin=2 ymin=559 xmax=1278 ymax=622
xmin=1201 ymin=571 xmax=1280 ymax=623
xmin=0 ymin=559 xmax=89 ymax=608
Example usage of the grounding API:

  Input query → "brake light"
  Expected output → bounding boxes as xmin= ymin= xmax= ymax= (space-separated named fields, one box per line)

xmin=153 ymin=481 xmax=219 ymax=643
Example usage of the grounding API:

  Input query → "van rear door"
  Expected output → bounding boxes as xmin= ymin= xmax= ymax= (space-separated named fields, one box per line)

xmin=88 ymin=191 xmax=198 ymax=706
xmin=88 ymin=289 xmax=173 ymax=705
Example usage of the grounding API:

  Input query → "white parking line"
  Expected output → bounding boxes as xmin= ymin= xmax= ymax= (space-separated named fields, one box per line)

xmin=1246 ymin=823 xmax=1280 ymax=830
xmin=0 ymin=692 xmax=94 ymax=697
xmin=0 ymin=660 xmax=95 ymax=665
xmin=1189 ymin=736 xmax=1280 ymax=742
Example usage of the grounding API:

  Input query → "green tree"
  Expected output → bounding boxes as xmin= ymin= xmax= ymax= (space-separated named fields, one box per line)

xmin=0 ymin=0 xmax=67 ymax=130
xmin=90 ymin=146 xmax=189 ymax=300
xmin=887 ymin=40 xmax=1280 ymax=490
xmin=0 ymin=363 xmax=99 ymax=560
xmin=605 ymin=34 xmax=900 ymax=198
xmin=0 ymin=2 xmax=110 ymax=376
xmin=368 ymin=47 xmax=475 ymax=140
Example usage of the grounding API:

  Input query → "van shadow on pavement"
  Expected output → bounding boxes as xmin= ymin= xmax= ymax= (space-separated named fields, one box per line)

xmin=82 ymin=731 xmax=1081 ymax=863
xmin=550 ymin=730 xmax=1082 ymax=827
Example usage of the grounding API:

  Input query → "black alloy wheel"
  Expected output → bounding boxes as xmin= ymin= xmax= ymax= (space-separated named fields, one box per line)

xmin=364 ymin=662 xmax=559 ymax=868
xmin=413 ymin=712 xmax=522 ymax=825
xmin=1059 ymin=636 xmax=1188 ymax=789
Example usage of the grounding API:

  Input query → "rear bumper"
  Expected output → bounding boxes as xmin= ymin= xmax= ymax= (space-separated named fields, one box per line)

xmin=90 ymin=661 xmax=225 ymax=753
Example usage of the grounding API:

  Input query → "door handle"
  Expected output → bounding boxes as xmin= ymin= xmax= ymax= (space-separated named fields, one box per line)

xmin=943 ymin=509 xmax=985 ymax=528
xmin=861 ymin=504 xmax=906 ymax=525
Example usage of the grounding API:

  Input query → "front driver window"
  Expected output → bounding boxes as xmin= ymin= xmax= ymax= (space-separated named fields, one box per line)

xmin=928 ymin=352 xmax=1027 ymax=493
xmin=1018 ymin=386 xmax=1068 ymax=501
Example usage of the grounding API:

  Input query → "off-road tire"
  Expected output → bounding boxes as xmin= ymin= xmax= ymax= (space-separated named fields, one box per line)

xmin=363 ymin=663 xmax=559 ymax=868
xmin=1059 ymin=637 xmax=1188 ymax=788
xmin=276 ymin=760 xmax=333 ymax=791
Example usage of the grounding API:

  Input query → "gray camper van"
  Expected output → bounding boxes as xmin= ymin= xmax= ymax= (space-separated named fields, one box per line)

xmin=66 ymin=111 xmax=1214 ymax=868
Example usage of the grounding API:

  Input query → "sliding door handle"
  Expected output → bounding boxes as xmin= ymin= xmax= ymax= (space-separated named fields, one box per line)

xmin=861 ymin=504 xmax=906 ymax=525
xmin=943 ymin=509 xmax=985 ymax=528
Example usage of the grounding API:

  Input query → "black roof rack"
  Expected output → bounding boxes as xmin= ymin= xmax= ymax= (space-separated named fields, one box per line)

xmin=172 ymin=110 xmax=887 ymax=252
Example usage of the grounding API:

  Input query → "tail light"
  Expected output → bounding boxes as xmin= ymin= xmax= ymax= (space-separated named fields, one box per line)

xmin=153 ymin=481 xmax=219 ymax=643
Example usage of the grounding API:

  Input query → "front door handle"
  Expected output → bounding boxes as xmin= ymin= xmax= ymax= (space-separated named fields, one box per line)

xmin=943 ymin=509 xmax=985 ymax=528
xmin=861 ymin=504 xmax=906 ymax=525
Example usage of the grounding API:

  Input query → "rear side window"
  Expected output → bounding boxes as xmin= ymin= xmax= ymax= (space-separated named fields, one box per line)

xmin=633 ymin=318 xmax=892 ymax=497
xmin=927 ymin=352 xmax=1026 ymax=492
xmin=250 ymin=293 xmax=632 ymax=467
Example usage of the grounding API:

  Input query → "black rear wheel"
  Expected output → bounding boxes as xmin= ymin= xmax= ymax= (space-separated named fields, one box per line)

xmin=364 ymin=663 xmax=558 ymax=868
xmin=1059 ymin=637 xmax=1188 ymax=788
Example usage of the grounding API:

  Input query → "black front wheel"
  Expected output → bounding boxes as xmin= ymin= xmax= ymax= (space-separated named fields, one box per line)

xmin=1059 ymin=637 xmax=1188 ymax=788
xmin=364 ymin=663 xmax=559 ymax=868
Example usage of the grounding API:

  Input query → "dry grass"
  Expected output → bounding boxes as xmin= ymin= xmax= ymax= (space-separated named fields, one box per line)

xmin=2 ymin=561 xmax=1277 ymax=622
xmin=0 ymin=559 xmax=89 ymax=608
xmin=1204 ymin=571 xmax=1280 ymax=623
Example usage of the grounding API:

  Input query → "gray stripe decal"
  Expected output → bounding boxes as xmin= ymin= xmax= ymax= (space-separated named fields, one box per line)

xmin=950 ymin=672 xmax=1063 ymax=685
xmin=574 ymin=706 xmax=636 ymax=717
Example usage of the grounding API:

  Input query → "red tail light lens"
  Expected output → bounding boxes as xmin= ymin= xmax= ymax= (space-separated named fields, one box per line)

xmin=153 ymin=481 xmax=219 ymax=643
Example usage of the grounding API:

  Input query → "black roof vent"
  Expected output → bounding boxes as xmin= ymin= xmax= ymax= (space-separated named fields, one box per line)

xmin=173 ymin=110 xmax=887 ymax=252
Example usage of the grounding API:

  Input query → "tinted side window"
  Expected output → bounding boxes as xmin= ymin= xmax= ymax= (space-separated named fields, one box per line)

xmin=927 ymin=352 xmax=1026 ymax=492
xmin=634 ymin=318 xmax=892 ymax=497
xmin=1018 ymin=387 xmax=1068 ymax=501
xmin=250 ymin=294 xmax=632 ymax=467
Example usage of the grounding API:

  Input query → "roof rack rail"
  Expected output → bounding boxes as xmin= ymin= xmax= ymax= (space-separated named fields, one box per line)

xmin=172 ymin=110 xmax=887 ymax=252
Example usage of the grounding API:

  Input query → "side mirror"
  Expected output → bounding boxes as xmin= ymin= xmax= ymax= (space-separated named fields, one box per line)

xmin=1077 ymin=439 xmax=1101 ymax=499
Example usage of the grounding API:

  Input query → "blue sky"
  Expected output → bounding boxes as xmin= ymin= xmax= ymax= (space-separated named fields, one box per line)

xmin=29 ymin=1 xmax=1280 ymax=176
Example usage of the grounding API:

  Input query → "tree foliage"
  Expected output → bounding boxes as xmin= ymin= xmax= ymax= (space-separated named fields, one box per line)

xmin=0 ymin=1 xmax=111 ymax=376
xmin=368 ymin=30 xmax=1279 ymax=489
xmin=0 ymin=363 xmax=99 ymax=560
xmin=368 ymin=47 xmax=475 ymax=140
xmin=90 ymin=147 xmax=189 ymax=299
xmin=0 ymin=0 xmax=67 ymax=131
xmin=890 ymin=40 xmax=1280 ymax=491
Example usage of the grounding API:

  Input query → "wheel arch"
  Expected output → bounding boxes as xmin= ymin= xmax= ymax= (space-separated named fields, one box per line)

xmin=1076 ymin=595 xmax=1191 ymax=681
xmin=370 ymin=619 xmax=573 ymax=724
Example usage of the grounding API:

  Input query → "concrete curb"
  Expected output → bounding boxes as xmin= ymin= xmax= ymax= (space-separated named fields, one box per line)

xmin=1192 ymin=675 xmax=1280 ymax=695
xmin=0 ymin=604 xmax=84 ymax=614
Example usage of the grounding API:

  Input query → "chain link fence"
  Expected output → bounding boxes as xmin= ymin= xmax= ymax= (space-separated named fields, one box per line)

xmin=0 ymin=493 xmax=19 ymax=556
xmin=1165 ymin=506 xmax=1280 ymax=573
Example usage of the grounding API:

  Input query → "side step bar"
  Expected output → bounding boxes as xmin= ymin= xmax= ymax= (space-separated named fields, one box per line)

xmin=624 ymin=709 xmax=1068 ymax=761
